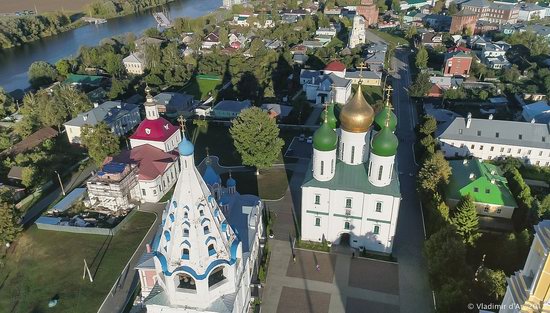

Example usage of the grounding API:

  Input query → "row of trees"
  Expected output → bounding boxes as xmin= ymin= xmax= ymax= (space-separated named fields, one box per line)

xmin=87 ymin=0 xmax=174 ymax=18
xmin=0 ymin=12 xmax=71 ymax=49
xmin=416 ymin=116 xmax=508 ymax=312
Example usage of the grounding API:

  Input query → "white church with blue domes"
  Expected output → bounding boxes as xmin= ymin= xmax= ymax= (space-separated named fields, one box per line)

xmin=135 ymin=129 xmax=264 ymax=313
xmin=301 ymin=84 xmax=401 ymax=253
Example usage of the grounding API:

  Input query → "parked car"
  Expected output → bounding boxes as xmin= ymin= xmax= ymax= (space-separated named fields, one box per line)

xmin=298 ymin=134 xmax=305 ymax=141
xmin=306 ymin=136 xmax=313 ymax=144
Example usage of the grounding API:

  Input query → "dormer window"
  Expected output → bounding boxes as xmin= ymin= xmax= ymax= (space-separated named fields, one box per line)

xmin=164 ymin=124 xmax=169 ymax=130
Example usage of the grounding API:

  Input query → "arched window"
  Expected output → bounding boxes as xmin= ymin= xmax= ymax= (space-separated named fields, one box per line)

xmin=184 ymin=212 xmax=188 ymax=219
xmin=344 ymin=221 xmax=350 ymax=230
xmin=378 ymin=165 xmax=383 ymax=180
xmin=208 ymin=244 xmax=216 ymax=256
xmin=199 ymin=210 xmax=204 ymax=217
xmin=351 ymin=146 xmax=355 ymax=163
xmin=164 ymin=230 xmax=171 ymax=241
xmin=331 ymin=159 xmax=334 ymax=174
xmin=341 ymin=143 xmax=345 ymax=159
xmin=368 ymin=161 xmax=372 ymax=176
xmin=183 ymin=228 xmax=189 ymax=237
xmin=169 ymin=213 xmax=175 ymax=223
xmin=182 ymin=248 xmax=190 ymax=260
xmin=203 ymin=226 xmax=210 ymax=235
xmin=320 ymin=160 xmax=324 ymax=175
xmin=177 ymin=273 xmax=196 ymax=290
xmin=208 ymin=266 xmax=226 ymax=288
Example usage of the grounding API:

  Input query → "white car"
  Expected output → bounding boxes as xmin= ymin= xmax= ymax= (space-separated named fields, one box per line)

xmin=306 ymin=136 xmax=313 ymax=144
xmin=298 ymin=134 xmax=305 ymax=142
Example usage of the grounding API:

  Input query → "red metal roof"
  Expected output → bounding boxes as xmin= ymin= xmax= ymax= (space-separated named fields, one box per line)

xmin=129 ymin=117 xmax=179 ymax=142
xmin=324 ymin=60 xmax=346 ymax=72
xmin=107 ymin=144 xmax=179 ymax=181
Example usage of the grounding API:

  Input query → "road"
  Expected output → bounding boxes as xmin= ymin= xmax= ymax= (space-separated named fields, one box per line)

xmin=366 ymin=29 xmax=434 ymax=313
xmin=21 ymin=162 xmax=96 ymax=226
xmin=97 ymin=202 xmax=165 ymax=313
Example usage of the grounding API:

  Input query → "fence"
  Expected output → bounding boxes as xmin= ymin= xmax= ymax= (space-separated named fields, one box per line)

xmin=35 ymin=209 xmax=137 ymax=236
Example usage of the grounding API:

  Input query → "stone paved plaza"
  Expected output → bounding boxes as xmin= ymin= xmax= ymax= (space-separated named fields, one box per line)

xmin=262 ymin=239 xmax=401 ymax=313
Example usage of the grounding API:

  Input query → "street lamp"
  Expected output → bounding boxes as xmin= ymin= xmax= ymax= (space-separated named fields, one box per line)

xmin=54 ymin=170 xmax=66 ymax=196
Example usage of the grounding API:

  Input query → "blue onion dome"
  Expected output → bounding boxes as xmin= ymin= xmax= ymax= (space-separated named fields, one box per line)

xmin=204 ymin=162 xmax=221 ymax=186
xmin=219 ymin=194 xmax=231 ymax=206
xmin=320 ymin=104 xmax=338 ymax=129
xmin=178 ymin=137 xmax=194 ymax=156
xmin=313 ymin=117 xmax=338 ymax=151
xmin=226 ymin=174 xmax=236 ymax=187
xmin=371 ymin=112 xmax=398 ymax=157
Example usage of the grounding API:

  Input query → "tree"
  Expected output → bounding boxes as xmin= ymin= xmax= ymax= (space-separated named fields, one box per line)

xmin=418 ymin=152 xmax=452 ymax=192
xmin=415 ymin=46 xmax=429 ymax=69
xmin=433 ymin=0 xmax=445 ymax=13
xmin=477 ymin=268 xmax=507 ymax=301
xmin=405 ymin=26 xmax=417 ymax=40
xmin=219 ymin=27 xmax=229 ymax=47
xmin=391 ymin=0 xmax=400 ymax=11
xmin=478 ymin=90 xmax=489 ymax=101
xmin=55 ymin=59 xmax=72 ymax=77
xmin=538 ymin=194 xmax=550 ymax=219
xmin=436 ymin=279 xmax=470 ymax=313
xmin=448 ymin=2 xmax=459 ymax=15
xmin=377 ymin=0 xmax=388 ymax=11
xmin=0 ymin=201 xmax=21 ymax=244
xmin=419 ymin=115 xmax=437 ymax=136
xmin=21 ymin=166 xmax=37 ymax=188
xmin=410 ymin=72 xmax=432 ymax=97
xmin=451 ymin=194 xmax=481 ymax=246
xmin=81 ymin=122 xmax=120 ymax=165
xmin=0 ymin=87 xmax=14 ymax=119
xmin=28 ymin=61 xmax=58 ymax=88
xmin=424 ymin=224 xmax=469 ymax=289
xmin=230 ymin=107 xmax=284 ymax=175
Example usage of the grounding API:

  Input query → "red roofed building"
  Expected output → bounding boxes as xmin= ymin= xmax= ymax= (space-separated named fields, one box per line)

xmin=108 ymin=144 xmax=180 ymax=203
xmin=323 ymin=60 xmax=347 ymax=78
xmin=428 ymin=84 xmax=444 ymax=98
xmin=130 ymin=87 xmax=182 ymax=153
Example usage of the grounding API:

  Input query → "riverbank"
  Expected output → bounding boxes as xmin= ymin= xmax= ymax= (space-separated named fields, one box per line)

xmin=0 ymin=0 xmax=175 ymax=50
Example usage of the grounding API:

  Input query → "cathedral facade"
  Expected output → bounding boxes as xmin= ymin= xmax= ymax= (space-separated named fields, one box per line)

xmin=301 ymin=85 xmax=401 ymax=253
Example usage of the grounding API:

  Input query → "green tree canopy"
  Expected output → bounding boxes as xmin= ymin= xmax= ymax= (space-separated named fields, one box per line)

xmin=415 ymin=46 xmax=429 ymax=69
xmin=0 ymin=87 xmax=15 ymax=119
xmin=418 ymin=152 xmax=452 ymax=192
xmin=451 ymin=194 xmax=481 ymax=246
xmin=28 ymin=61 xmax=58 ymax=88
xmin=410 ymin=72 xmax=432 ymax=97
xmin=0 ymin=201 xmax=21 ymax=244
xmin=477 ymin=268 xmax=507 ymax=301
xmin=419 ymin=115 xmax=437 ymax=136
xmin=81 ymin=122 xmax=120 ymax=165
xmin=230 ymin=107 xmax=284 ymax=174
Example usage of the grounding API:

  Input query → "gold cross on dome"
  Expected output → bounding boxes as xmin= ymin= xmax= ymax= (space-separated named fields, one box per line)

xmin=383 ymin=85 xmax=394 ymax=107
xmin=357 ymin=61 xmax=367 ymax=85
xmin=177 ymin=115 xmax=186 ymax=131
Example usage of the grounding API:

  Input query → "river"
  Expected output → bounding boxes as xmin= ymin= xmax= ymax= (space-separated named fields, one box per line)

xmin=0 ymin=0 xmax=222 ymax=92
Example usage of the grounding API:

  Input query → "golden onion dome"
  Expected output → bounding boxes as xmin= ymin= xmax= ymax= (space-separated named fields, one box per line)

xmin=339 ymin=84 xmax=375 ymax=133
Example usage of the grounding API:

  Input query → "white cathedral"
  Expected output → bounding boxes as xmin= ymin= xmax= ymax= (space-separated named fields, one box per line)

xmin=135 ymin=131 xmax=264 ymax=312
xmin=301 ymin=84 xmax=401 ymax=253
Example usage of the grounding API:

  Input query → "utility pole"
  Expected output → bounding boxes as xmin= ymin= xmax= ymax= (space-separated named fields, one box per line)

xmin=54 ymin=170 xmax=66 ymax=196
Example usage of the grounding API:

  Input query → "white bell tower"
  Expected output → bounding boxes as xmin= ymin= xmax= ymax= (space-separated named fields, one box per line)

xmin=144 ymin=85 xmax=160 ymax=120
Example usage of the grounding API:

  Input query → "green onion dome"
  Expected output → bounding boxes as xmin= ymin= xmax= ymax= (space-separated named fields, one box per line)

xmin=320 ymin=104 xmax=338 ymax=129
xmin=313 ymin=120 xmax=338 ymax=151
xmin=371 ymin=114 xmax=398 ymax=156
xmin=375 ymin=105 xmax=397 ymax=132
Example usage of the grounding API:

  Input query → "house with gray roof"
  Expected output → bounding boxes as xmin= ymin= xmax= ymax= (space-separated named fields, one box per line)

xmin=64 ymin=101 xmax=140 ymax=144
xmin=302 ymin=72 xmax=352 ymax=106
xmin=212 ymin=100 xmax=251 ymax=119
xmin=153 ymin=92 xmax=195 ymax=115
xmin=437 ymin=113 xmax=550 ymax=166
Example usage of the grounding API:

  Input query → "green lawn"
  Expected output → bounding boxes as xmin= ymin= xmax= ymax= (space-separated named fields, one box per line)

xmin=221 ymin=168 xmax=291 ymax=200
xmin=0 ymin=211 xmax=155 ymax=313
xmin=181 ymin=75 xmax=222 ymax=100
xmin=370 ymin=29 xmax=409 ymax=46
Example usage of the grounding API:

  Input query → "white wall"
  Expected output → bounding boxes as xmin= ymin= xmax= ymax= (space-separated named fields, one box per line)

xmin=439 ymin=139 xmax=550 ymax=166
xmin=339 ymin=130 xmax=369 ymax=165
xmin=139 ymin=161 xmax=180 ymax=203
xmin=65 ymin=125 xmax=82 ymax=144
xmin=301 ymin=186 xmax=400 ymax=253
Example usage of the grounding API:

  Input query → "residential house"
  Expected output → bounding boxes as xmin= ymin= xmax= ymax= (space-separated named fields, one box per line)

xmin=421 ymin=32 xmax=444 ymax=48
xmin=344 ymin=70 xmax=382 ymax=86
xmin=261 ymin=103 xmax=293 ymax=120
xmin=518 ymin=3 xmax=547 ymax=21
xmin=290 ymin=44 xmax=308 ymax=55
xmin=86 ymin=162 xmax=140 ymax=211
xmin=365 ymin=42 xmax=388 ymax=72
xmin=316 ymin=26 xmax=337 ymax=37
xmin=212 ymin=100 xmax=252 ymax=118
xmin=437 ymin=114 xmax=550 ymax=166
xmin=324 ymin=7 xmax=342 ymax=17
xmin=302 ymin=71 xmax=352 ymax=105
xmin=302 ymin=40 xmax=328 ymax=49
xmin=293 ymin=53 xmax=309 ymax=65
xmin=202 ymin=31 xmax=220 ymax=49
xmin=481 ymin=42 xmax=511 ymax=69
xmin=444 ymin=50 xmax=473 ymax=77
xmin=400 ymin=0 xmax=432 ymax=11
xmin=461 ymin=0 xmax=519 ymax=24
xmin=500 ymin=220 xmax=550 ymax=313
xmin=123 ymin=52 xmax=146 ymax=75
xmin=0 ymin=127 xmax=58 ymax=157
xmin=423 ymin=14 xmax=452 ymax=31
xmin=404 ymin=10 xmax=425 ymax=24
xmin=264 ymin=39 xmax=284 ymax=49
xmin=450 ymin=9 xmax=478 ymax=34
xmin=446 ymin=159 xmax=517 ymax=219
xmin=522 ymin=100 xmax=550 ymax=122
xmin=64 ymin=101 xmax=140 ymax=144
xmin=152 ymin=92 xmax=194 ymax=115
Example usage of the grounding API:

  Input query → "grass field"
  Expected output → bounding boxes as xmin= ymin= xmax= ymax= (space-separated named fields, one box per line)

xmin=370 ymin=29 xmax=409 ymax=47
xmin=0 ymin=211 xmax=155 ymax=313
xmin=222 ymin=168 xmax=291 ymax=200
xmin=182 ymin=75 xmax=223 ymax=101
xmin=0 ymin=0 xmax=93 ymax=14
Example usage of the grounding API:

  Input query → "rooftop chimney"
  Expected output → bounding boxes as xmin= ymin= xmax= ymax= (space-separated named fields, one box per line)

xmin=466 ymin=112 xmax=472 ymax=128
xmin=469 ymin=173 xmax=475 ymax=179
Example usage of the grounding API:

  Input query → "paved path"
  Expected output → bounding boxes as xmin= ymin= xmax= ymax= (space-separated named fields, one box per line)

xmin=97 ymin=203 xmax=165 ymax=313
xmin=262 ymin=239 xmax=400 ymax=313
xmin=21 ymin=162 xmax=96 ymax=226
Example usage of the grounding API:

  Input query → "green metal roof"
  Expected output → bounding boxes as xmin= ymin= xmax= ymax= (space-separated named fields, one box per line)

xmin=313 ymin=121 xmax=338 ymax=151
xmin=64 ymin=74 xmax=105 ymax=86
xmin=371 ymin=127 xmax=398 ymax=156
xmin=446 ymin=159 xmax=517 ymax=207
xmin=302 ymin=159 xmax=401 ymax=197
xmin=375 ymin=106 xmax=397 ymax=131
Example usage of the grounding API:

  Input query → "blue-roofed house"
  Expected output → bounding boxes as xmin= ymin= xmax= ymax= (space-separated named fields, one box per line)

xmin=212 ymin=99 xmax=252 ymax=119
xmin=63 ymin=101 xmax=140 ymax=144
xmin=153 ymin=92 xmax=195 ymax=115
